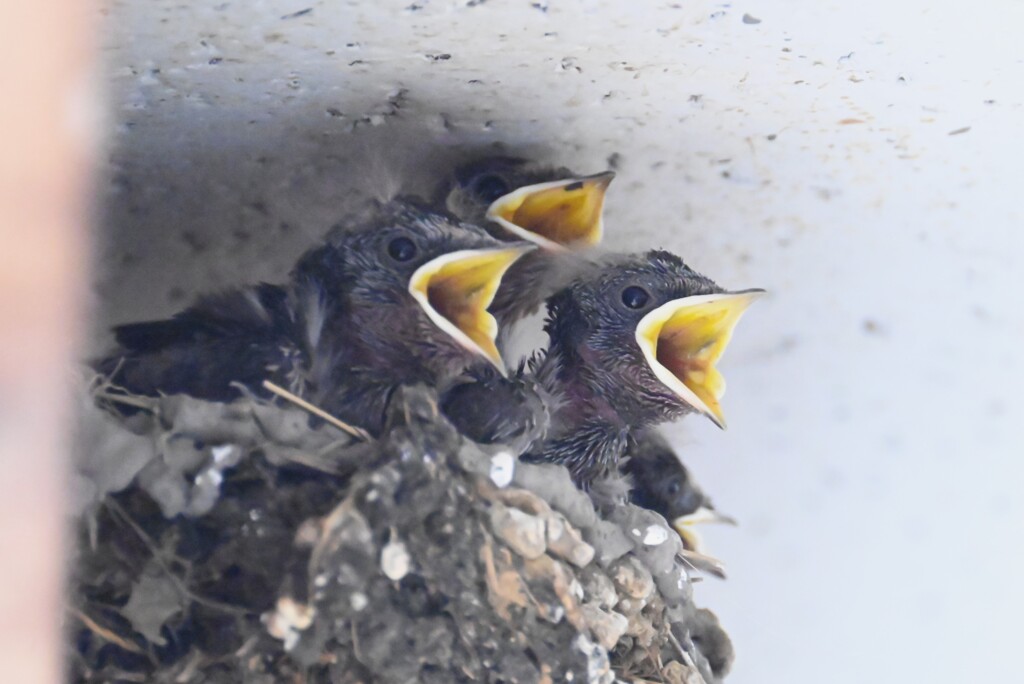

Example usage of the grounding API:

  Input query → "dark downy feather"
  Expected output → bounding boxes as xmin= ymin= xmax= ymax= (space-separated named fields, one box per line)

xmin=99 ymin=284 xmax=307 ymax=402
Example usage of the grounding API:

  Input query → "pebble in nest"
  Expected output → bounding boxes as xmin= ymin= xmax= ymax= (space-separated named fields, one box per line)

xmin=442 ymin=248 xmax=763 ymax=492
xmin=95 ymin=198 xmax=532 ymax=437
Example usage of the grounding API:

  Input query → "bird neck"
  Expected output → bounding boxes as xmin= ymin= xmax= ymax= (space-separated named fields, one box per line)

xmin=537 ymin=336 xmax=688 ymax=437
xmin=534 ymin=346 xmax=630 ymax=435
xmin=526 ymin=419 xmax=631 ymax=488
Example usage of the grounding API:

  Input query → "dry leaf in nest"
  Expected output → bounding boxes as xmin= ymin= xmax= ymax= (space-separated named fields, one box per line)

xmin=121 ymin=561 xmax=187 ymax=645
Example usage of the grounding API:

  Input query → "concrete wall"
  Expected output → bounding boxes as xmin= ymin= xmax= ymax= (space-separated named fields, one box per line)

xmin=97 ymin=1 xmax=1024 ymax=682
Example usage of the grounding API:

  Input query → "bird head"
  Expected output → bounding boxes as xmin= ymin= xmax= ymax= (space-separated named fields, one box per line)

xmin=624 ymin=431 xmax=736 ymax=553
xmin=441 ymin=156 xmax=614 ymax=251
xmin=545 ymin=250 xmax=762 ymax=429
xmin=296 ymin=200 xmax=531 ymax=378
xmin=626 ymin=433 xmax=707 ymax=520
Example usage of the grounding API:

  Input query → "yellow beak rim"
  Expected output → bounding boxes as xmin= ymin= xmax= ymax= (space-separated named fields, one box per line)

xmin=485 ymin=172 xmax=614 ymax=251
xmin=408 ymin=246 xmax=533 ymax=373
xmin=672 ymin=519 xmax=706 ymax=553
xmin=635 ymin=290 xmax=764 ymax=428
xmin=671 ymin=506 xmax=737 ymax=552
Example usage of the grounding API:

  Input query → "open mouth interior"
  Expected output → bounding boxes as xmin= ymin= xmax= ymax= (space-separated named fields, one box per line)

xmin=485 ymin=172 xmax=614 ymax=251
xmin=636 ymin=290 xmax=763 ymax=428
xmin=408 ymin=247 xmax=530 ymax=372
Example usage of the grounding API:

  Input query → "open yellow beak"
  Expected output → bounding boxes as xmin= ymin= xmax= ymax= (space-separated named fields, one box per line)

xmin=485 ymin=172 xmax=614 ymax=251
xmin=409 ymin=247 xmax=532 ymax=373
xmin=635 ymin=290 xmax=764 ymax=428
xmin=671 ymin=506 xmax=737 ymax=553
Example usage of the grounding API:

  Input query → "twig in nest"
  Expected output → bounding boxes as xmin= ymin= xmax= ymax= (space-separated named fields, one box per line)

xmin=677 ymin=549 xmax=727 ymax=579
xmin=69 ymin=606 xmax=146 ymax=654
xmin=262 ymin=380 xmax=371 ymax=441
xmin=104 ymin=499 xmax=250 ymax=616
xmin=94 ymin=390 xmax=159 ymax=411
xmin=173 ymin=649 xmax=206 ymax=683
xmin=89 ymin=365 xmax=160 ymax=411
xmin=666 ymin=631 xmax=708 ymax=684
xmin=268 ymin=443 xmax=352 ymax=476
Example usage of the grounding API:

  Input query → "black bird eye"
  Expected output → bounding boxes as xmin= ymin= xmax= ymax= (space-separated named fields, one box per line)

xmin=621 ymin=285 xmax=650 ymax=310
xmin=666 ymin=482 xmax=681 ymax=496
xmin=387 ymin=236 xmax=417 ymax=262
xmin=472 ymin=174 xmax=511 ymax=203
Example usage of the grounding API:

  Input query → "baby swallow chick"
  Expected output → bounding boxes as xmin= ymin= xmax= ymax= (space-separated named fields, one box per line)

xmin=444 ymin=249 xmax=762 ymax=487
xmin=438 ymin=156 xmax=614 ymax=337
xmin=624 ymin=429 xmax=736 ymax=555
xmin=525 ymin=251 xmax=762 ymax=485
xmin=97 ymin=199 xmax=530 ymax=436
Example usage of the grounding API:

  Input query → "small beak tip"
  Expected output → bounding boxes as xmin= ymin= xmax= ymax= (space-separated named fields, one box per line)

xmin=706 ymin=411 xmax=727 ymax=430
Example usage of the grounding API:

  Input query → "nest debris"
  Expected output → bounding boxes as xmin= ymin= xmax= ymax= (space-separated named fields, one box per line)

xmin=69 ymin=380 xmax=733 ymax=683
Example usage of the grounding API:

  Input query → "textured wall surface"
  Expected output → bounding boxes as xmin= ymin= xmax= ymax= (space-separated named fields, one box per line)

xmin=96 ymin=1 xmax=1024 ymax=682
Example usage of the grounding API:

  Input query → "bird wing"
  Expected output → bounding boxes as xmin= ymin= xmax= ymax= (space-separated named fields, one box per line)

xmin=112 ymin=284 xmax=291 ymax=350
xmin=97 ymin=283 xmax=306 ymax=401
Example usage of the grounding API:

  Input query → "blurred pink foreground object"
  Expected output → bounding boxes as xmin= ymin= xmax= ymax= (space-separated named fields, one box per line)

xmin=0 ymin=2 xmax=95 ymax=682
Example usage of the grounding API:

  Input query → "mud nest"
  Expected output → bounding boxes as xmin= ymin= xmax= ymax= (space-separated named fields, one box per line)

xmin=68 ymin=381 xmax=733 ymax=683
